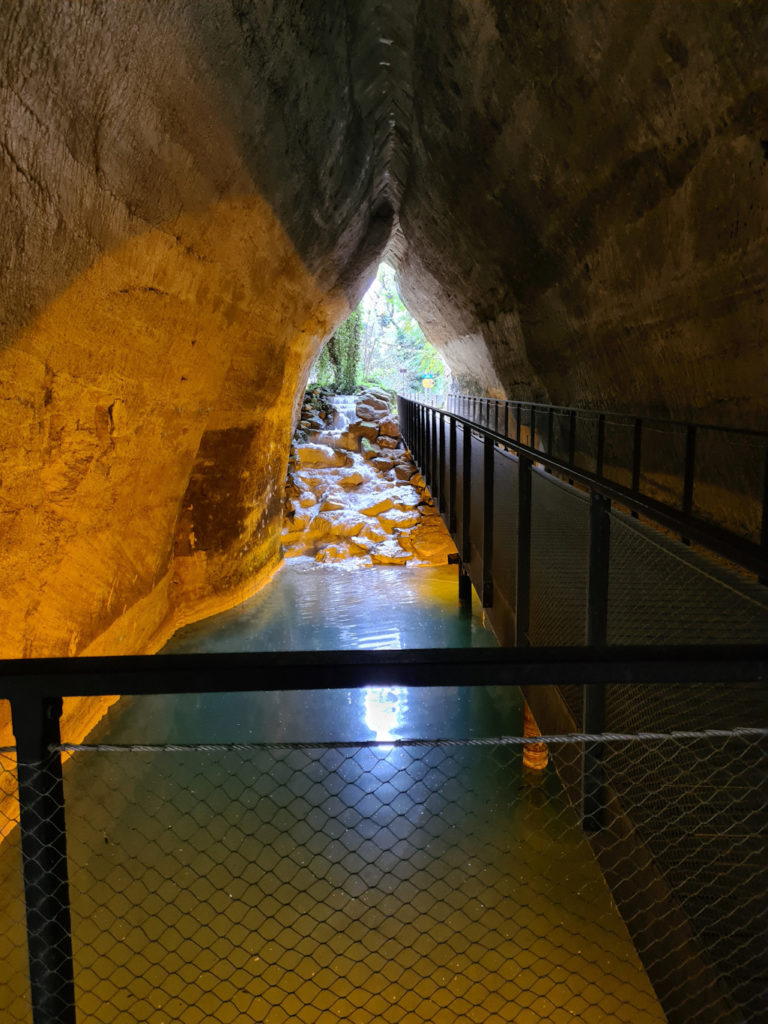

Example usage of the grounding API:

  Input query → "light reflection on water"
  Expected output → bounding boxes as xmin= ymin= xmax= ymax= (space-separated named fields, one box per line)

xmin=160 ymin=561 xmax=496 ymax=654
xmin=1 ymin=561 xmax=666 ymax=1022
xmin=363 ymin=687 xmax=409 ymax=746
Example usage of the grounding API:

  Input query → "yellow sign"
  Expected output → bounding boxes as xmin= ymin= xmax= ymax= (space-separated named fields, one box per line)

xmin=422 ymin=378 xmax=435 ymax=389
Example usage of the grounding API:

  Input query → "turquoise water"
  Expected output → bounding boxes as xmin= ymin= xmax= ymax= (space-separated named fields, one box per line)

xmin=102 ymin=560 xmax=501 ymax=746
xmin=161 ymin=559 xmax=496 ymax=655
xmin=1 ymin=560 xmax=665 ymax=1023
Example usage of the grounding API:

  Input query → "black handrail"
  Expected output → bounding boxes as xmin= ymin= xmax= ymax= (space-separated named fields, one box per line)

xmin=446 ymin=392 xmax=768 ymax=439
xmin=428 ymin=397 xmax=768 ymax=578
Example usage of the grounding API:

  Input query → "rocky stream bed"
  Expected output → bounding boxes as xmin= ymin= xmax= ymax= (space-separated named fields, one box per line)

xmin=282 ymin=387 xmax=457 ymax=566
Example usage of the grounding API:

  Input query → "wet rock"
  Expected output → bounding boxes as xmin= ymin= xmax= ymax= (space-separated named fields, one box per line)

xmin=359 ymin=521 xmax=388 ymax=544
xmin=378 ymin=416 xmax=400 ymax=438
xmin=355 ymin=402 xmax=384 ymax=423
xmin=296 ymin=443 xmax=350 ymax=468
xmin=389 ymin=485 xmax=422 ymax=509
xmin=285 ymin=478 xmax=301 ymax=499
xmin=294 ymin=471 xmax=324 ymax=490
xmin=378 ymin=508 xmax=421 ymax=534
xmin=350 ymin=420 xmax=379 ymax=441
xmin=409 ymin=518 xmax=457 ymax=562
xmin=361 ymin=437 xmax=381 ymax=460
xmin=283 ymin=392 xmax=456 ymax=568
xmin=288 ymin=510 xmax=313 ymax=531
xmin=319 ymin=498 xmax=345 ymax=512
xmin=370 ymin=539 xmax=412 ymax=565
xmin=315 ymin=542 xmax=367 ymax=562
xmin=311 ymin=509 xmax=367 ymax=538
xmin=361 ymin=496 xmax=394 ymax=516
xmin=323 ymin=429 xmax=361 ymax=452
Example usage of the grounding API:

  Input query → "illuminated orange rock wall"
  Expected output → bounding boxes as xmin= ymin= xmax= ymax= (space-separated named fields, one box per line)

xmin=0 ymin=3 xmax=381 ymax=660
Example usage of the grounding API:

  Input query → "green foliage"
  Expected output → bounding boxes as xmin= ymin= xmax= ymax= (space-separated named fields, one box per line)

xmin=312 ymin=343 xmax=334 ymax=386
xmin=359 ymin=263 xmax=448 ymax=395
xmin=309 ymin=263 xmax=448 ymax=395
xmin=327 ymin=307 xmax=363 ymax=393
xmin=311 ymin=308 xmax=363 ymax=393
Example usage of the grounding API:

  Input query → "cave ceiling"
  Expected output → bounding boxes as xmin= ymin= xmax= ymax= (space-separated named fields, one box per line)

xmin=0 ymin=0 xmax=766 ymax=657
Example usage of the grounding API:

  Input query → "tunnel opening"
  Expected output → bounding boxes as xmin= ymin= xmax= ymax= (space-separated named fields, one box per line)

xmin=274 ymin=262 xmax=458 ymax=577
xmin=309 ymin=263 xmax=450 ymax=399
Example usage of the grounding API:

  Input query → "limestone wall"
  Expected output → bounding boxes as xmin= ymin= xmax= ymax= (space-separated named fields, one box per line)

xmin=0 ymin=2 xmax=384 ymax=659
xmin=398 ymin=1 xmax=768 ymax=427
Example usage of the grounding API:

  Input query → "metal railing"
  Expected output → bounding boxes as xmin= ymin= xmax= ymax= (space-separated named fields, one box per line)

xmin=3 ymin=394 xmax=767 ymax=1024
xmin=444 ymin=393 xmax=768 ymax=559
xmin=2 ymin=650 xmax=767 ymax=1024
xmin=399 ymin=397 xmax=768 ymax=643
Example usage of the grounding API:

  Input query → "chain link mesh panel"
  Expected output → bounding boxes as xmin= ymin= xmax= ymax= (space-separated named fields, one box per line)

xmin=3 ymin=719 xmax=767 ymax=1024
xmin=528 ymin=474 xmax=590 ymax=646
xmin=607 ymin=509 xmax=768 ymax=645
xmin=0 ymin=749 xmax=32 ymax=1024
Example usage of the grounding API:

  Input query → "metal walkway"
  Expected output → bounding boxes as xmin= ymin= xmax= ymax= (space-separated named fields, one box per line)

xmin=398 ymin=394 xmax=768 ymax=1024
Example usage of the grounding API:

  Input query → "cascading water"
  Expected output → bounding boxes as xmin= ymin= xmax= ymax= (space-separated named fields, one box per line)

xmin=282 ymin=387 xmax=457 ymax=566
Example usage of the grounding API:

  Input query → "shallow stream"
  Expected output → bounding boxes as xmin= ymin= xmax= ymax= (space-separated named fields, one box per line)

xmin=1 ymin=471 xmax=666 ymax=1023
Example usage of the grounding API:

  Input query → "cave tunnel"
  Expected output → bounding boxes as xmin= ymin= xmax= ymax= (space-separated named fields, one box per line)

xmin=1 ymin=1 xmax=767 ymax=662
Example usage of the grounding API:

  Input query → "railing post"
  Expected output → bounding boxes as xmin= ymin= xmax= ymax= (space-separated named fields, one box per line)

xmin=516 ymin=402 xmax=522 ymax=443
xmin=595 ymin=413 xmax=606 ymax=477
xmin=414 ymin=403 xmax=420 ymax=468
xmin=583 ymin=491 xmax=611 ymax=832
xmin=425 ymin=404 xmax=430 ymax=476
xmin=631 ymin=417 xmax=642 ymax=518
xmin=459 ymin=421 xmax=473 ymax=604
xmin=449 ymin=416 xmax=457 ymax=533
xmin=482 ymin=433 xmax=494 ymax=607
xmin=494 ymin=400 xmax=499 ymax=434
xmin=516 ymin=455 xmax=532 ymax=646
xmin=587 ymin=492 xmax=611 ymax=644
xmin=438 ymin=411 xmax=446 ymax=514
xmin=458 ymin=566 xmax=473 ymax=604
xmin=546 ymin=408 xmax=554 ymax=474
xmin=681 ymin=424 xmax=696 ymax=545
xmin=530 ymin=407 xmax=536 ymax=452
xmin=11 ymin=695 xmax=77 ymax=1024
xmin=504 ymin=402 xmax=509 ymax=440
xmin=462 ymin=423 xmax=471 ymax=564
xmin=568 ymin=410 xmax=576 ymax=467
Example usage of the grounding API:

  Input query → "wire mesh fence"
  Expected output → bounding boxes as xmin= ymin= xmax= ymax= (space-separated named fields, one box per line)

xmin=2 ymin=717 xmax=767 ymax=1024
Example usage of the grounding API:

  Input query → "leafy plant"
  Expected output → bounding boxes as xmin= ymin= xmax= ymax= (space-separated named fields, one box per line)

xmin=309 ymin=263 xmax=448 ymax=395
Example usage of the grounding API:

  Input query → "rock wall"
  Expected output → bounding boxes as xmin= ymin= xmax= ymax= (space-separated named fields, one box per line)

xmin=0 ymin=1 xmax=386 ymax=659
xmin=1 ymin=0 xmax=765 ymax=665
xmin=397 ymin=1 xmax=768 ymax=427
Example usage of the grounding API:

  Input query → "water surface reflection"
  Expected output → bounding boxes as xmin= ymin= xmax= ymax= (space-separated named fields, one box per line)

xmin=2 ymin=561 xmax=666 ymax=1022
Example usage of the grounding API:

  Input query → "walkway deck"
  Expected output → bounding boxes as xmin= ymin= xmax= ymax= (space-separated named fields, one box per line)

xmin=399 ymin=395 xmax=768 ymax=1023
